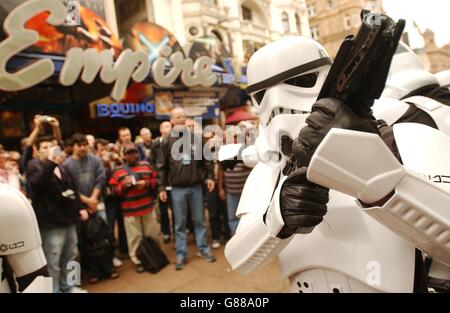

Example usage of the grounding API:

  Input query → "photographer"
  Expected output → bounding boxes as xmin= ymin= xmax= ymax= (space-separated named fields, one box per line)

xmin=26 ymin=138 xmax=88 ymax=293
xmin=109 ymin=143 xmax=159 ymax=273
xmin=20 ymin=114 xmax=62 ymax=174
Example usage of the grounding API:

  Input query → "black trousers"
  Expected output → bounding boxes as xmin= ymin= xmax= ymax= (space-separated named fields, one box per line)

xmin=159 ymin=191 xmax=172 ymax=236
xmin=105 ymin=196 xmax=128 ymax=255
xmin=205 ymin=188 xmax=230 ymax=241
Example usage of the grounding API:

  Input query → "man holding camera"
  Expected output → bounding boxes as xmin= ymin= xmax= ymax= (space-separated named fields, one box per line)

xmin=108 ymin=143 xmax=160 ymax=273
xmin=20 ymin=115 xmax=62 ymax=175
xmin=26 ymin=136 xmax=88 ymax=293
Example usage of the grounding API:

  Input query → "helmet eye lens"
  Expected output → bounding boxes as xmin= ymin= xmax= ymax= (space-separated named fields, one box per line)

xmin=253 ymin=89 xmax=266 ymax=105
xmin=284 ymin=72 xmax=318 ymax=88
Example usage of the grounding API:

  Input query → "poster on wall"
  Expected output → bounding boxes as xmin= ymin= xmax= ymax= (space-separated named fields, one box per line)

xmin=0 ymin=0 xmax=121 ymax=57
xmin=188 ymin=34 xmax=233 ymax=73
xmin=68 ymin=0 xmax=105 ymax=19
xmin=123 ymin=22 xmax=185 ymax=65
xmin=155 ymin=90 xmax=220 ymax=120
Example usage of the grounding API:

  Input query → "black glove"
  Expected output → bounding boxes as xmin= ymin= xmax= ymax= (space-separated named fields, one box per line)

xmin=277 ymin=167 xmax=329 ymax=239
xmin=292 ymin=97 xmax=379 ymax=167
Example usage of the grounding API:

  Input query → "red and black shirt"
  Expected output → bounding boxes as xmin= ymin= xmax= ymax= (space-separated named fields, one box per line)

xmin=109 ymin=161 xmax=157 ymax=217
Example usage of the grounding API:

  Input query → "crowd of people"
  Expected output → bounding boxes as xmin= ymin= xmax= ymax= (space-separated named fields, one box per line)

xmin=0 ymin=108 xmax=255 ymax=292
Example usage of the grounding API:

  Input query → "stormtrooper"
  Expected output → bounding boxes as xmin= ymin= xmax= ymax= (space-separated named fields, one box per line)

xmin=0 ymin=184 xmax=52 ymax=292
xmin=222 ymin=35 xmax=450 ymax=292
xmin=373 ymin=42 xmax=450 ymax=292
xmin=374 ymin=41 xmax=450 ymax=131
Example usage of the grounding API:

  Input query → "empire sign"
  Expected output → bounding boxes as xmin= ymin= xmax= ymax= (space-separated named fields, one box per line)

xmin=0 ymin=0 xmax=217 ymax=102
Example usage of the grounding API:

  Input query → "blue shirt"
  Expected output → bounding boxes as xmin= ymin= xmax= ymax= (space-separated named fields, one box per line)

xmin=63 ymin=153 xmax=106 ymax=197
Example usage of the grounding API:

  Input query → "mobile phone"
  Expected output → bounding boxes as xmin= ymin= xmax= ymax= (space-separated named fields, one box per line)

xmin=131 ymin=175 xmax=136 ymax=185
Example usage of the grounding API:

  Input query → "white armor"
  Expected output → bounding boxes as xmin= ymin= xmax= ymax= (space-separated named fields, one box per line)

xmin=435 ymin=70 xmax=450 ymax=90
xmin=375 ymin=42 xmax=450 ymax=288
xmin=0 ymin=184 xmax=52 ymax=293
xmin=374 ymin=41 xmax=450 ymax=135
xmin=224 ymin=37 xmax=450 ymax=293
xmin=381 ymin=42 xmax=439 ymax=100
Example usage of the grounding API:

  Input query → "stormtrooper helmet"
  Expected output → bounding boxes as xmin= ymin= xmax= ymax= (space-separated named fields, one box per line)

xmin=381 ymin=41 xmax=439 ymax=100
xmin=245 ymin=36 xmax=331 ymax=165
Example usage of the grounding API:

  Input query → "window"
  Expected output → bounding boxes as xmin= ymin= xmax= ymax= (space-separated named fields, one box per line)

xmin=311 ymin=26 xmax=319 ymax=40
xmin=344 ymin=14 xmax=351 ymax=30
xmin=327 ymin=0 xmax=333 ymax=10
xmin=307 ymin=4 xmax=316 ymax=17
xmin=295 ymin=13 xmax=301 ymax=33
xmin=282 ymin=12 xmax=290 ymax=33
xmin=242 ymin=5 xmax=252 ymax=21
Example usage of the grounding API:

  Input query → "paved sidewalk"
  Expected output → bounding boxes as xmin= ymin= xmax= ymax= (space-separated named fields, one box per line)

xmin=84 ymin=238 xmax=290 ymax=293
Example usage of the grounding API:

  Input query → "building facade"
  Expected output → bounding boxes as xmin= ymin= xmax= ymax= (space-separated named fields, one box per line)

xmin=304 ymin=0 xmax=382 ymax=57
xmin=104 ymin=0 xmax=311 ymax=79
xmin=420 ymin=29 xmax=450 ymax=74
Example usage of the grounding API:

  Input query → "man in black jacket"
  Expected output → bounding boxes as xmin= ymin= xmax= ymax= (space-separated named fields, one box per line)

xmin=26 ymin=136 xmax=88 ymax=293
xmin=157 ymin=108 xmax=216 ymax=270
xmin=153 ymin=121 xmax=173 ymax=243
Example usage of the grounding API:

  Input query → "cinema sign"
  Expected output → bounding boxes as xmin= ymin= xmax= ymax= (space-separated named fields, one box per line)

xmin=0 ymin=0 xmax=217 ymax=102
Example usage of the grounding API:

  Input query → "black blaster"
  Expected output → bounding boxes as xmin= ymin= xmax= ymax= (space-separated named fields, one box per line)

xmin=317 ymin=10 xmax=405 ymax=118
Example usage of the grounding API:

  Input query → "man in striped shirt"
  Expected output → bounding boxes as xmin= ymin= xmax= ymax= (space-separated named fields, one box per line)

xmin=109 ymin=143 xmax=159 ymax=273
xmin=221 ymin=161 xmax=252 ymax=236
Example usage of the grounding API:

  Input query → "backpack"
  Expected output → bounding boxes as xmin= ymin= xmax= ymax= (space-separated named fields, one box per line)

xmin=80 ymin=214 xmax=115 ymax=267
xmin=136 ymin=237 xmax=169 ymax=273
xmin=135 ymin=218 xmax=169 ymax=273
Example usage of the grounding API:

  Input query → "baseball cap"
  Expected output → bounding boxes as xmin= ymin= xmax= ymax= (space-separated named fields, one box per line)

xmin=123 ymin=143 xmax=138 ymax=154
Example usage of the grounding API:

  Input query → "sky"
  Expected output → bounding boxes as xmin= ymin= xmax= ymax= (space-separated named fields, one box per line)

xmin=383 ymin=0 xmax=450 ymax=48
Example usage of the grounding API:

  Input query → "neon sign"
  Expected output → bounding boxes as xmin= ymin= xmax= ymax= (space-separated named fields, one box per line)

xmin=0 ymin=0 xmax=217 ymax=102
xmin=96 ymin=102 xmax=155 ymax=119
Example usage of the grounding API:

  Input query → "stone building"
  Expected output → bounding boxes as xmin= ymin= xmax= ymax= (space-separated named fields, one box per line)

xmin=104 ymin=0 xmax=311 ymax=78
xmin=304 ymin=0 xmax=382 ymax=57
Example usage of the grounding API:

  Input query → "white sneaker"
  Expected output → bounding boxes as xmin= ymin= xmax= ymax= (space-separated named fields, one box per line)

xmin=67 ymin=286 xmax=88 ymax=293
xmin=212 ymin=240 xmax=221 ymax=249
xmin=113 ymin=257 xmax=123 ymax=268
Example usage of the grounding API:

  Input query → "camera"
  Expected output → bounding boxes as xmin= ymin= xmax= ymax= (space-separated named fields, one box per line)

xmin=40 ymin=115 xmax=52 ymax=123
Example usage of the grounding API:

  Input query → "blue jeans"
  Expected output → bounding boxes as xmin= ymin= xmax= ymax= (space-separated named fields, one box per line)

xmin=227 ymin=193 xmax=241 ymax=236
xmin=41 ymin=225 xmax=79 ymax=293
xmin=171 ymin=185 xmax=210 ymax=261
